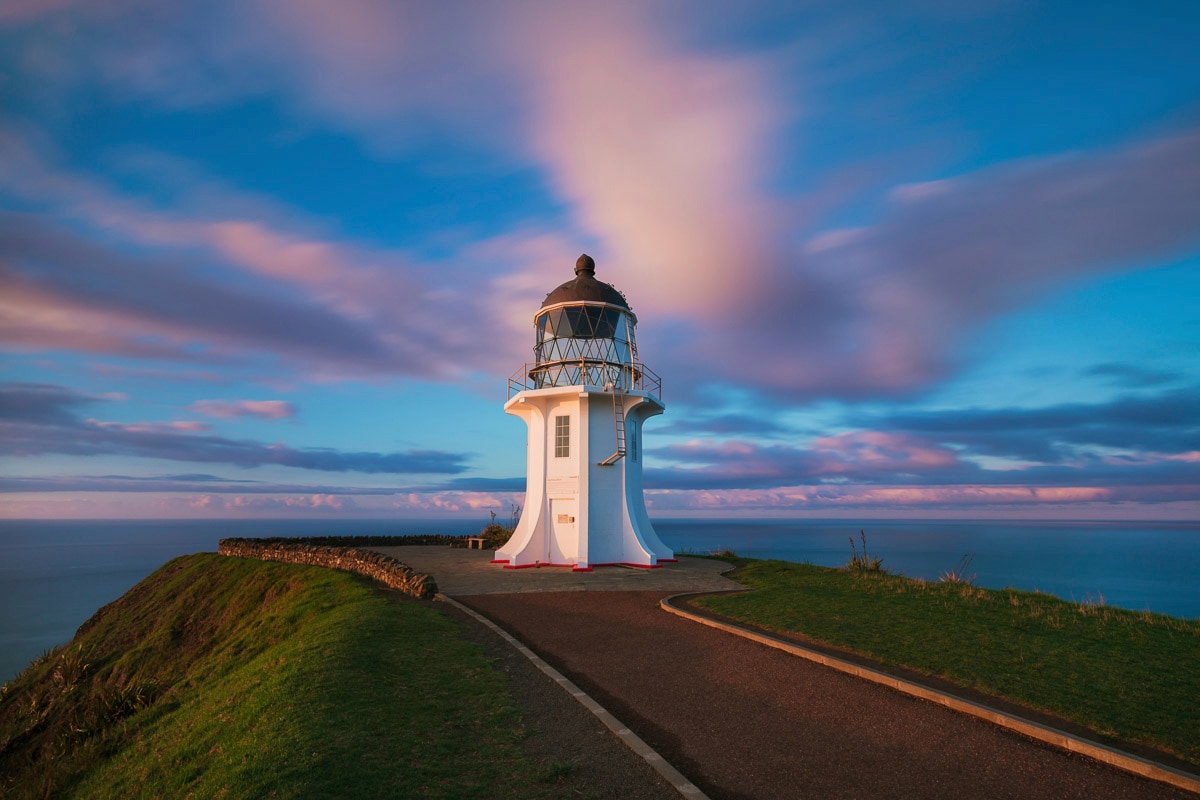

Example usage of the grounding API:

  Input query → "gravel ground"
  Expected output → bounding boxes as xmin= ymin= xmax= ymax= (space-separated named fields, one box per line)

xmin=459 ymin=590 xmax=1196 ymax=800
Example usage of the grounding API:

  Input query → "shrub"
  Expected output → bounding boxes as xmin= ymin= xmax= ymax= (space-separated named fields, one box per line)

xmin=847 ymin=530 xmax=885 ymax=572
xmin=939 ymin=553 xmax=976 ymax=585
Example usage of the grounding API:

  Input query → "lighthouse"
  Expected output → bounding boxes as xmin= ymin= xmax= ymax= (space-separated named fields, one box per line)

xmin=493 ymin=254 xmax=675 ymax=570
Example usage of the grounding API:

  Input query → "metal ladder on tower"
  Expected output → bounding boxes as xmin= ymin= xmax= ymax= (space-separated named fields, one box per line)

xmin=599 ymin=384 xmax=626 ymax=466
xmin=628 ymin=330 xmax=640 ymax=384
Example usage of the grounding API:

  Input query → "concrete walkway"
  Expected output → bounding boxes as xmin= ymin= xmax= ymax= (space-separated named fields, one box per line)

xmin=371 ymin=545 xmax=741 ymax=596
xmin=463 ymin=590 xmax=1195 ymax=800
xmin=370 ymin=545 xmax=1198 ymax=798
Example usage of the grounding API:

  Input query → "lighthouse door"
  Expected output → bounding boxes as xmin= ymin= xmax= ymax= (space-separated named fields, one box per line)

xmin=549 ymin=499 xmax=577 ymax=563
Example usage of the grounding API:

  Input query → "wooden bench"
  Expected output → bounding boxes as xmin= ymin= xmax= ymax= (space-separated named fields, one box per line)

xmin=466 ymin=537 xmax=487 ymax=550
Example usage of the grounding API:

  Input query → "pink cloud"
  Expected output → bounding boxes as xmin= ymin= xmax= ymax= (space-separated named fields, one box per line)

xmin=499 ymin=3 xmax=784 ymax=317
xmin=651 ymin=431 xmax=972 ymax=488
xmin=4 ymin=477 xmax=1196 ymax=519
xmin=208 ymin=221 xmax=345 ymax=285
xmin=194 ymin=493 xmax=349 ymax=511
xmin=0 ymin=276 xmax=200 ymax=362
xmin=246 ymin=0 xmax=517 ymax=141
xmin=27 ymin=1 xmax=784 ymax=321
xmin=666 ymin=128 xmax=1200 ymax=399
xmin=0 ymin=0 xmax=76 ymax=22
xmin=190 ymin=399 xmax=296 ymax=420
xmin=808 ymin=431 xmax=960 ymax=472
xmin=5 ymin=2 xmax=1200 ymax=408
xmin=643 ymin=483 xmax=1200 ymax=516
xmin=393 ymin=491 xmax=523 ymax=514
xmin=0 ymin=131 xmax=518 ymax=379
xmin=90 ymin=420 xmax=211 ymax=433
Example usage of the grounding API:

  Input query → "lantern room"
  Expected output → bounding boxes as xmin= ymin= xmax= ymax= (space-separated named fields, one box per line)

xmin=530 ymin=254 xmax=640 ymax=391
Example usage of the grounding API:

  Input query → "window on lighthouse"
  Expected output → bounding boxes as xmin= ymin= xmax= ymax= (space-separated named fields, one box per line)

xmin=555 ymin=415 xmax=570 ymax=458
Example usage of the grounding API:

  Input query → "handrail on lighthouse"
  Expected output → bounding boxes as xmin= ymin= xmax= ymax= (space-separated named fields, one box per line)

xmin=507 ymin=359 xmax=661 ymax=402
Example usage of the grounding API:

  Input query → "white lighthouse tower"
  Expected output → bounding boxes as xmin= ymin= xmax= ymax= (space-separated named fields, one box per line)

xmin=493 ymin=254 xmax=674 ymax=571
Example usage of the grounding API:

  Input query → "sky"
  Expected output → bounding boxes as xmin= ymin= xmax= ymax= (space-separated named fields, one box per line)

xmin=1 ymin=0 xmax=1198 ymax=521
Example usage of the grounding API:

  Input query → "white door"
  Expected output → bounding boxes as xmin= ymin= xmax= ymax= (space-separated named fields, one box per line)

xmin=549 ymin=499 xmax=577 ymax=564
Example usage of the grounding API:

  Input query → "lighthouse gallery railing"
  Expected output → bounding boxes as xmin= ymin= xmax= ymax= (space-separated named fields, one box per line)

xmin=507 ymin=360 xmax=661 ymax=402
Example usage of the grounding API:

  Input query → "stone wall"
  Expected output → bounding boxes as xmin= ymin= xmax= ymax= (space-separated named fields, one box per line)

xmin=218 ymin=538 xmax=438 ymax=599
xmin=222 ymin=534 xmax=465 ymax=548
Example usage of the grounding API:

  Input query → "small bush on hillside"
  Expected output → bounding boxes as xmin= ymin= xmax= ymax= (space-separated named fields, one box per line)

xmin=847 ymin=530 xmax=885 ymax=573
xmin=940 ymin=553 xmax=977 ymax=585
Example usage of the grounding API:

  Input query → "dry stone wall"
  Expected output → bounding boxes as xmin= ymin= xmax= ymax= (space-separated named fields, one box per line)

xmin=218 ymin=538 xmax=438 ymax=599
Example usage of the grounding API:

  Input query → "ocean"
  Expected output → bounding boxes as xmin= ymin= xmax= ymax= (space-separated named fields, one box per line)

xmin=2 ymin=517 xmax=1198 ymax=684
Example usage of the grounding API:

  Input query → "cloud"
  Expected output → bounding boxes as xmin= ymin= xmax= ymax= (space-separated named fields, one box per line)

xmin=0 ymin=473 xmax=401 ymax=494
xmin=190 ymin=399 xmax=297 ymax=420
xmin=2 ymin=2 xmax=794 ymax=365
xmin=0 ymin=0 xmax=76 ymax=23
xmin=436 ymin=476 xmax=528 ymax=493
xmin=0 ymin=141 xmax=532 ymax=381
xmin=655 ymin=414 xmax=792 ymax=437
xmin=872 ymin=386 xmax=1200 ymax=462
xmin=644 ymin=483 xmax=1200 ymax=515
xmin=7 ymin=4 xmax=1200 ymax=406
xmin=1083 ymin=363 xmax=1180 ymax=388
xmin=0 ymin=120 xmax=588 ymax=384
xmin=666 ymin=128 xmax=1200 ymax=400
xmin=0 ymin=212 xmax=399 ymax=366
xmin=298 ymin=4 xmax=1200 ymax=405
xmin=647 ymin=431 xmax=976 ymax=490
xmin=89 ymin=363 xmax=233 ymax=384
xmin=0 ymin=381 xmax=92 ymax=424
xmin=102 ymin=420 xmax=211 ymax=434
xmin=185 ymin=493 xmax=352 ymax=512
xmin=638 ymin=387 xmax=1200 ymax=498
xmin=496 ymin=3 xmax=785 ymax=317
xmin=808 ymin=430 xmax=962 ymax=472
xmin=392 ymin=491 xmax=521 ymax=514
xmin=0 ymin=382 xmax=469 ymax=474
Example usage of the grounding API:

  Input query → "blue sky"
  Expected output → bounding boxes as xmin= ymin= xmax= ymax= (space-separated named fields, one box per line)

xmin=1 ymin=0 xmax=1198 ymax=520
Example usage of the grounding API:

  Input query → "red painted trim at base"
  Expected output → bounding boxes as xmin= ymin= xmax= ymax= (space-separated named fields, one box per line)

xmin=489 ymin=559 xmax=509 ymax=564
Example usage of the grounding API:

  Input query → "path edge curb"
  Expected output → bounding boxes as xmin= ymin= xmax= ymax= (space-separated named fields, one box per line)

xmin=661 ymin=592 xmax=1200 ymax=797
xmin=437 ymin=594 xmax=711 ymax=800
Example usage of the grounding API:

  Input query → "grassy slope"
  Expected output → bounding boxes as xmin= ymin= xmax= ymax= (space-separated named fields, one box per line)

xmin=692 ymin=559 xmax=1200 ymax=767
xmin=0 ymin=554 xmax=573 ymax=799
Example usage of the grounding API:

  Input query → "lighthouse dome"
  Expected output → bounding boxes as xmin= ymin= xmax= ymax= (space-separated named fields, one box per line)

xmin=541 ymin=254 xmax=631 ymax=311
xmin=525 ymin=254 xmax=652 ymax=393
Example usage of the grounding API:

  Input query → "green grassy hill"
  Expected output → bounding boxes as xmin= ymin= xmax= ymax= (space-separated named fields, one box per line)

xmin=0 ymin=554 xmax=571 ymax=799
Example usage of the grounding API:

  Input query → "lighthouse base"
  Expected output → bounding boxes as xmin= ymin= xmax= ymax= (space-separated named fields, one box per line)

xmin=493 ymin=385 xmax=673 ymax=570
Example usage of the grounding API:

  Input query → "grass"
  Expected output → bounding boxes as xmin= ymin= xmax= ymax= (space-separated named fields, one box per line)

xmin=0 ymin=554 xmax=589 ymax=799
xmin=691 ymin=558 xmax=1200 ymax=768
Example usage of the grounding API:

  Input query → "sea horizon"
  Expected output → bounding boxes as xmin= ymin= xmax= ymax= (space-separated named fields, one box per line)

xmin=3 ymin=516 xmax=1198 ymax=684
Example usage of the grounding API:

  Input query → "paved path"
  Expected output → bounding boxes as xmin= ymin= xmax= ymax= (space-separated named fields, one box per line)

xmin=372 ymin=545 xmax=742 ymax=595
xmin=460 ymin=591 xmax=1194 ymax=800
xmin=370 ymin=547 xmax=1194 ymax=798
